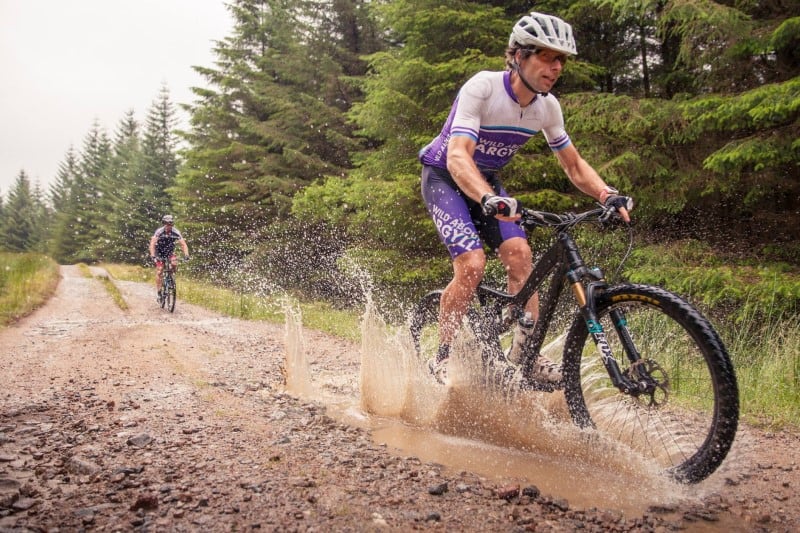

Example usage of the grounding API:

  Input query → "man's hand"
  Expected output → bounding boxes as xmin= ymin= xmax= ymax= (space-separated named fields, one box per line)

xmin=602 ymin=194 xmax=633 ymax=223
xmin=481 ymin=194 xmax=520 ymax=218
xmin=150 ymin=255 xmax=158 ymax=265
xmin=183 ymin=255 xmax=190 ymax=261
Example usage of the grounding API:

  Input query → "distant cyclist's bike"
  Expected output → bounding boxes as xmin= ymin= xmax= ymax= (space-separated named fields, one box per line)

xmin=409 ymin=206 xmax=739 ymax=484
xmin=156 ymin=258 xmax=179 ymax=312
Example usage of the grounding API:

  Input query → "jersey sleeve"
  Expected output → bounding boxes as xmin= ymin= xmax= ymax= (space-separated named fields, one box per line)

xmin=540 ymin=94 xmax=571 ymax=151
xmin=450 ymin=72 xmax=493 ymax=142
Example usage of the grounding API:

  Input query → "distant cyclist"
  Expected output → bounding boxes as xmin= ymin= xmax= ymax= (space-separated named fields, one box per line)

xmin=149 ymin=215 xmax=189 ymax=301
xmin=418 ymin=12 xmax=633 ymax=384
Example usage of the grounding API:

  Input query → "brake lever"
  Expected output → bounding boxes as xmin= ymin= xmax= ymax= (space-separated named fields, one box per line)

xmin=597 ymin=204 xmax=632 ymax=227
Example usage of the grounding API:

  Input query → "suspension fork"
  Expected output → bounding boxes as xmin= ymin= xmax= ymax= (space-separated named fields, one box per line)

xmin=572 ymin=286 xmax=643 ymax=394
xmin=560 ymin=233 xmax=640 ymax=394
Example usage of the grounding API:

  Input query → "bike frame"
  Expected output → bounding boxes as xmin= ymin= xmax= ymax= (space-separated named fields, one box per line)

xmin=472 ymin=216 xmax=646 ymax=394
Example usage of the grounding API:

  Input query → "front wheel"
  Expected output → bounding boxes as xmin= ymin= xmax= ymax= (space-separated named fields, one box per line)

xmin=562 ymin=284 xmax=739 ymax=484
xmin=165 ymin=276 xmax=176 ymax=313
xmin=159 ymin=281 xmax=167 ymax=309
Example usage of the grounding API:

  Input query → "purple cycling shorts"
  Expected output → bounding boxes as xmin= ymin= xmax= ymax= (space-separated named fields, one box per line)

xmin=421 ymin=165 xmax=526 ymax=259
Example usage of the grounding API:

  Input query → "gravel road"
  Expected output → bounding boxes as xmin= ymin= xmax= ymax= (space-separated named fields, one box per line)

xmin=0 ymin=265 xmax=797 ymax=531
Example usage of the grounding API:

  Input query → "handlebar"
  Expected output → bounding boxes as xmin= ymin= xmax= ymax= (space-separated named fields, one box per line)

xmin=518 ymin=205 xmax=623 ymax=231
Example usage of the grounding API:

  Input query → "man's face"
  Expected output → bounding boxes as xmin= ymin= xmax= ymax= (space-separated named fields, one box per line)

xmin=519 ymin=47 xmax=567 ymax=93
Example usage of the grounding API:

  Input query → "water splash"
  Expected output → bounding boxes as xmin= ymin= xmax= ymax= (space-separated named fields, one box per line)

xmin=279 ymin=265 xmax=695 ymax=513
xmin=282 ymin=297 xmax=314 ymax=400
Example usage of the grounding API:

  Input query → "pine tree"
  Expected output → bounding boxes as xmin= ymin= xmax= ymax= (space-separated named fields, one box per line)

xmin=0 ymin=170 xmax=38 ymax=252
xmin=51 ymin=122 xmax=111 ymax=263
xmin=131 ymin=86 xmax=183 ymax=263
xmin=29 ymin=182 xmax=51 ymax=254
xmin=50 ymin=147 xmax=79 ymax=212
xmin=101 ymin=110 xmax=145 ymax=262
xmin=174 ymin=0 xmax=367 ymax=265
xmin=296 ymin=1 xmax=511 ymax=255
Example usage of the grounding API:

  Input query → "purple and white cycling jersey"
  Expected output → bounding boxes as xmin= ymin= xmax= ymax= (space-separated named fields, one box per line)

xmin=419 ymin=70 xmax=572 ymax=258
xmin=419 ymin=70 xmax=571 ymax=170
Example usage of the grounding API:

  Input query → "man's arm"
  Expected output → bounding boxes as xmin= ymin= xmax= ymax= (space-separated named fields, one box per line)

xmin=148 ymin=236 xmax=157 ymax=257
xmin=180 ymin=239 xmax=189 ymax=257
xmin=554 ymin=144 xmax=630 ymax=222
xmin=447 ymin=136 xmax=521 ymax=221
xmin=446 ymin=136 xmax=494 ymax=202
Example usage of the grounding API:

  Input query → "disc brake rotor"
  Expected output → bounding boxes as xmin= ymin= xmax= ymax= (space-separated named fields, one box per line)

xmin=626 ymin=359 xmax=669 ymax=407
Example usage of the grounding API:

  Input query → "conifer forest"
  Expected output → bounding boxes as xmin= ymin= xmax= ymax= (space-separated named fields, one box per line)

xmin=2 ymin=0 xmax=798 ymax=320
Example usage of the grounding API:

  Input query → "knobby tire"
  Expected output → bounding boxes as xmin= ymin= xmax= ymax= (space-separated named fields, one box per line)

xmin=159 ymin=281 xmax=167 ymax=309
xmin=561 ymin=283 xmax=739 ymax=484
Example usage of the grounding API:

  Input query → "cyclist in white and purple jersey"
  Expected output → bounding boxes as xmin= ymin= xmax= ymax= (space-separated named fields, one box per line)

xmin=419 ymin=12 xmax=633 ymax=385
xmin=148 ymin=215 xmax=189 ymax=301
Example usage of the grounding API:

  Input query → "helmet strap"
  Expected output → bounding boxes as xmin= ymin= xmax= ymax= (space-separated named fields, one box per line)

xmin=511 ymin=60 xmax=548 ymax=98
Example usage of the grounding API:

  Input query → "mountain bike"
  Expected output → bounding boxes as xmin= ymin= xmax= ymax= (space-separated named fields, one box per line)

xmin=156 ymin=259 xmax=178 ymax=312
xmin=409 ymin=205 xmax=739 ymax=484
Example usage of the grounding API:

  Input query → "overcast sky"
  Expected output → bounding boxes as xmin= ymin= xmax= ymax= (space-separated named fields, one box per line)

xmin=0 ymin=0 xmax=233 ymax=197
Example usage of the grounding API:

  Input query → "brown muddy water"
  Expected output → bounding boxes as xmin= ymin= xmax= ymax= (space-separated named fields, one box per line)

xmin=283 ymin=302 xmax=736 ymax=519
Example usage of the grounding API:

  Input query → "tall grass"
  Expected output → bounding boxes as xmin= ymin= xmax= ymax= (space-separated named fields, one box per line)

xmin=0 ymin=252 xmax=59 ymax=325
xmin=722 ymin=306 xmax=800 ymax=428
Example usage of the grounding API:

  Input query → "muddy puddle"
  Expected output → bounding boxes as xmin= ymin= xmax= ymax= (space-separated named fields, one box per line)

xmin=281 ymin=300 xmax=717 ymax=517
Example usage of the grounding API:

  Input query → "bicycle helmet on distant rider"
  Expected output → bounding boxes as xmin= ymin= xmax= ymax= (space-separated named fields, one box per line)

xmin=162 ymin=215 xmax=174 ymax=224
xmin=509 ymin=12 xmax=577 ymax=56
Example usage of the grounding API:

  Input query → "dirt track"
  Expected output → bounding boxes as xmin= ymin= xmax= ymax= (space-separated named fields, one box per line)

xmin=0 ymin=265 xmax=798 ymax=531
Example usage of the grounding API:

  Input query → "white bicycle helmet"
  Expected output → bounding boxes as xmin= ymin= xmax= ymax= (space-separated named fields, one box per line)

xmin=509 ymin=12 xmax=577 ymax=56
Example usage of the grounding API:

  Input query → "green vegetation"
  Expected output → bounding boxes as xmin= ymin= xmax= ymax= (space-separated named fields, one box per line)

xmin=0 ymin=253 xmax=59 ymax=325
xmin=625 ymin=240 xmax=800 ymax=322
xmin=727 ymin=310 xmax=800 ymax=429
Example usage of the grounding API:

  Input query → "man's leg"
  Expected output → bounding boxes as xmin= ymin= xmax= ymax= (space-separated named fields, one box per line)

xmin=156 ymin=263 xmax=164 ymax=291
xmin=439 ymin=248 xmax=486 ymax=349
xmin=497 ymin=237 xmax=538 ymax=318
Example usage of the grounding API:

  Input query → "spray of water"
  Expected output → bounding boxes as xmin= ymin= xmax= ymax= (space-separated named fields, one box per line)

xmin=282 ymin=297 xmax=315 ymax=400
xmin=278 ymin=258 xmax=708 ymax=510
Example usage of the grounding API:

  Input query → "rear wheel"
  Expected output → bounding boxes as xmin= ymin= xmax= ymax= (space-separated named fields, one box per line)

xmin=410 ymin=290 xmax=514 ymax=385
xmin=562 ymin=284 xmax=739 ymax=483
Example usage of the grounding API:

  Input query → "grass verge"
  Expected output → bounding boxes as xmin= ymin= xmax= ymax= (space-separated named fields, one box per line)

xmin=78 ymin=263 xmax=129 ymax=311
xmin=102 ymin=263 xmax=361 ymax=342
xmin=0 ymin=252 xmax=60 ymax=326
